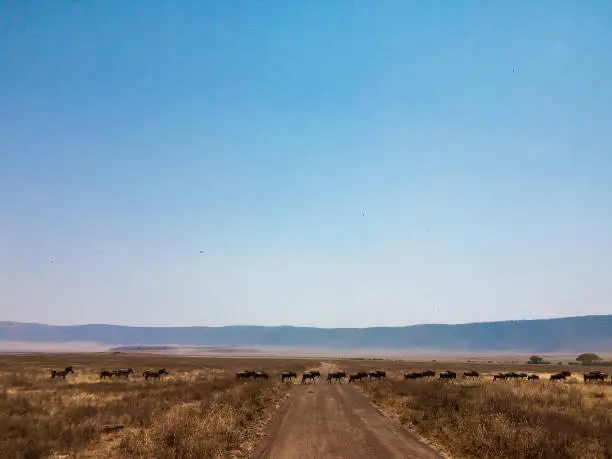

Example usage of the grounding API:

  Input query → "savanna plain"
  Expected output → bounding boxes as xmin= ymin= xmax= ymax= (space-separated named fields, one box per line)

xmin=1 ymin=353 xmax=611 ymax=458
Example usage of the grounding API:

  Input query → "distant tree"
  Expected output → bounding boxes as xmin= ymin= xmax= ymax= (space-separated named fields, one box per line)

xmin=576 ymin=353 xmax=602 ymax=365
xmin=528 ymin=355 xmax=544 ymax=364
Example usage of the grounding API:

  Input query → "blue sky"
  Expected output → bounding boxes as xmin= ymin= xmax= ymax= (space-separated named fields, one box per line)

xmin=1 ymin=1 xmax=611 ymax=327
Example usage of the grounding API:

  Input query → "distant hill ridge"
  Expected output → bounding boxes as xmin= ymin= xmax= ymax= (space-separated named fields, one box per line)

xmin=1 ymin=315 xmax=612 ymax=352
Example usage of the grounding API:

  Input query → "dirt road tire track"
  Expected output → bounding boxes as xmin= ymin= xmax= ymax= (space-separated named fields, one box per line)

xmin=252 ymin=382 xmax=442 ymax=459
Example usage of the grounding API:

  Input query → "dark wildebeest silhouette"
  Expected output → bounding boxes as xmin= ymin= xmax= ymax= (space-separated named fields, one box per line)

xmin=368 ymin=370 xmax=386 ymax=380
xmin=115 ymin=368 xmax=134 ymax=378
xmin=100 ymin=370 xmax=115 ymax=379
xmin=301 ymin=370 xmax=320 ymax=384
xmin=550 ymin=372 xmax=568 ymax=381
xmin=326 ymin=371 xmax=346 ymax=384
xmin=421 ymin=370 xmax=435 ymax=377
xmin=143 ymin=369 xmax=168 ymax=380
xmin=301 ymin=372 xmax=315 ymax=384
xmin=584 ymin=371 xmax=607 ymax=383
xmin=281 ymin=371 xmax=297 ymax=383
xmin=50 ymin=367 xmax=74 ymax=379
xmin=527 ymin=374 xmax=539 ymax=380
xmin=404 ymin=372 xmax=424 ymax=380
xmin=349 ymin=372 xmax=368 ymax=383
xmin=254 ymin=371 xmax=269 ymax=380
xmin=439 ymin=370 xmax=457 ymax=379
xmin=463 ymin=370 xmax=479 ymax=378
xmin=236 ymin=370 xmax=256 ymax=380
xmin=494 ymin=372 xmax=523 ymax=381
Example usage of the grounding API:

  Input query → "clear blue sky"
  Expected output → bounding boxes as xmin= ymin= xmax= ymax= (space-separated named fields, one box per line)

xmin=1 ymin=1 xmax=611 ymax=327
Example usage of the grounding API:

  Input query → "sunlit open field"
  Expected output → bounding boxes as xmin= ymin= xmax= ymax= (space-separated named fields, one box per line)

xmin=0 ymin=353 xmax=319 ymax=459
xmin=2 ymin=354 xmax=612 ymax=458
xmin=333 ymin=359 xmax=612 ymax=459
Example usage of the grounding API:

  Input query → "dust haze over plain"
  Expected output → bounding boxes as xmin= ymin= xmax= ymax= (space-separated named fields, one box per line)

xmin=1 ymin=1 xmax=611 ymax=328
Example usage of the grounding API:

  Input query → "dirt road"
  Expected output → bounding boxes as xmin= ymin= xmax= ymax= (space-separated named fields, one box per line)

xmin=252 ymin=381 xmax=442 ymax=459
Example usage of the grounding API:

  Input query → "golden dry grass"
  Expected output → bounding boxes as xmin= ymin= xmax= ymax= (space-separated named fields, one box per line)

xmin=0 ymin=353 xmax=319 ymax=459
xmin=335 ymin=360 xmax=612 ymax=459
xmin=4 ymin=354 xmax=612 ymax=458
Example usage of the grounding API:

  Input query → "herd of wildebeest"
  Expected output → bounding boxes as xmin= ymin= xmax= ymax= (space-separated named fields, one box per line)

xmin=236 ymin=369 xmax=384 ymax=383
xmin=403 ymin=369 xmax=608 ymax=382
xmin=49 ymin=366 xmax=169 ymax=380
xmin=48 ymin=365 xmax=610 ymax=384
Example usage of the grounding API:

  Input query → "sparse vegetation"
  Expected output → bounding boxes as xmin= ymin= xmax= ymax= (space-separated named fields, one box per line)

xmin=0 ymin=354 xmax=317 ymax=458
xmin=3 ymin=354 xmax=612 ymax=458
xmin=353 ymin=363 xmax=612 ymax=459
xmin=575 ymin=353 xmax=612 ymax=367
xmin=577 ymin=353 xmax=602 ymax=365
xmin=527 ymin=355 xmax=551 ymax=364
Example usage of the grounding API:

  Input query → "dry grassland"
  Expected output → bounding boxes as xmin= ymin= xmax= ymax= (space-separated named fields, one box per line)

xmin=334 ymin=360 xmax=612 ymax=459
xmin=3 ymin=354 xmax=612 ymax=459
xmin=0 ymin=353 xmax=318 ymax=459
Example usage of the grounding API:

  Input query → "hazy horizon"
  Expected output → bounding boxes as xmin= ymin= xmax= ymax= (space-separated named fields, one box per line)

xmin=3 ymin=312 xmax=611 ymax=329
xmin=2 ymin=1 xmax=611 ymax=327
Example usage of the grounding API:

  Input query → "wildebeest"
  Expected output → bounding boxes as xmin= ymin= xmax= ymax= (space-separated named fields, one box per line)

xmin=50 ymin=367 xmax=74 ymax=379
xmin=368 ymin=370 xmax=386 ymax=380
xmin=349 ymin=372 xmax=368 ymax=383
xmin=326 ymin=371 xmax=346 ymax=384
xmin=527 ymin=374 xmax=540 ymax=380
xmin=421 ymin=370 xmax=435 ymax=377
xmin=100 ymin=370 xmax=115 ymax=379
xmin=584 ymin=371 xmax=607 ymax=383
xmin=254 ymin=371 xmax=269 ymax=380
xmin=439 ymin=370 xmax=457 ymax=379
xmin=143 ymin=369 xmax=168 ymax=380
xmin=463 ymin=370 xmax=479 ymax=378
xmin=404 ymin=371 xmax=424 ymax=380
xmin=236 ymin=370 xmax=256 ymax=380
xmin=550 ymin=371 xmax=569 ymax=381
xmin=281 ymin=371 xmax=297 ymax=383
xmin=301 ymin=370 xmax=320 ymax=384
xmin=493 ymin=372 xmax=525 ymax=381
xmin=115 ymin=368 xmax=134 ymax=378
